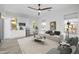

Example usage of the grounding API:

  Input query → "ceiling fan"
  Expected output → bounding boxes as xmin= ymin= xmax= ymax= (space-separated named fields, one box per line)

xmin=28 ymin=4 xmax=52 ymax=16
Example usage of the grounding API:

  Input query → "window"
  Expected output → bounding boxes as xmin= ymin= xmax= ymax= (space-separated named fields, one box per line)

xmin=64 ymin=19 xmax=78 ymax=34
xmin=64 ymin=12 xmax=78 ymax=34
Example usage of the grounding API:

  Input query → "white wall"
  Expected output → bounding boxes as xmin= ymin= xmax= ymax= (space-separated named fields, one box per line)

xmin=4 ymin=16 xmax=30 ymax=39
xmin=3 ymin=12 xmax=39 ymax=39
xmin=3 ymin=5 xmax=79 ymax=39
xmin=38 ymin=8 xmax=79 ymax=37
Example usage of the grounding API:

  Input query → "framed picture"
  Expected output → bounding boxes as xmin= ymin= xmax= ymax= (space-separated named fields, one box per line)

xmin=50 ymin=21 xmax=56 ymax=30
xmin=19 ymin=23 xmax=26 ymax=26
xmin=19 ymin=23 xmax=26 ymax=30
xmin=11 ymin=17 xmax=17 ymax=30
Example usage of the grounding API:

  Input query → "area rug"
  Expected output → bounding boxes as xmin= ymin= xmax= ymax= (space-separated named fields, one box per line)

xmin=18 ymin=37 xmax=59 ymax=54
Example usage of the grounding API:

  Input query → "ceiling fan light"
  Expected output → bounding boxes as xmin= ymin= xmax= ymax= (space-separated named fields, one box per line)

xmin=38 ymin=10 xmax=41 ymax=13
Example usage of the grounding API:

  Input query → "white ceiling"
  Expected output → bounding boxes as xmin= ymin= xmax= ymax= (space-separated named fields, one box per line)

xmin=0 ymin=4 xmax=79 ymax=17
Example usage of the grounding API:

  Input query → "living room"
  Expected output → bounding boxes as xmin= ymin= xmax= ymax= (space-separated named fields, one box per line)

xmin=0 ymin=4 xmax=79 ymax=54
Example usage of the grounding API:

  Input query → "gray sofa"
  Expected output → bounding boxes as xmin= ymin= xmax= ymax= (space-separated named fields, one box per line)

xmin=58 ymin=37 xmax=78 ymax=54
xmin=67 ymin=37 xmax=78 ymax=54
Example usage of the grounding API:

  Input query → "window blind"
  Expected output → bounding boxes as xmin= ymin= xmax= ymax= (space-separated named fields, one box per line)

xmin=64 ymin=12 xmax=78 ymax=19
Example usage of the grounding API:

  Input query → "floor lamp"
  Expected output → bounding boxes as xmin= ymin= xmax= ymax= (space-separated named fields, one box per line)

xmin=67 ymin=22 xmax=70 ymax=39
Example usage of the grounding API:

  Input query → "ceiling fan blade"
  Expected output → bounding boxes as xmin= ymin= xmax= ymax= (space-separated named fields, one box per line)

xmin=28 ymin=7 xmax=38 ymax=10
xmin=40 ymin=7 xmax=52 ymax=10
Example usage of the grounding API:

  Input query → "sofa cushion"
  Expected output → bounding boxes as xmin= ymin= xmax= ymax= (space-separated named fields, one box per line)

xmin=54 ymin=31 xmax=60 ymax=35
xmin=67 ymin=37 xmax=78 ymax=46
